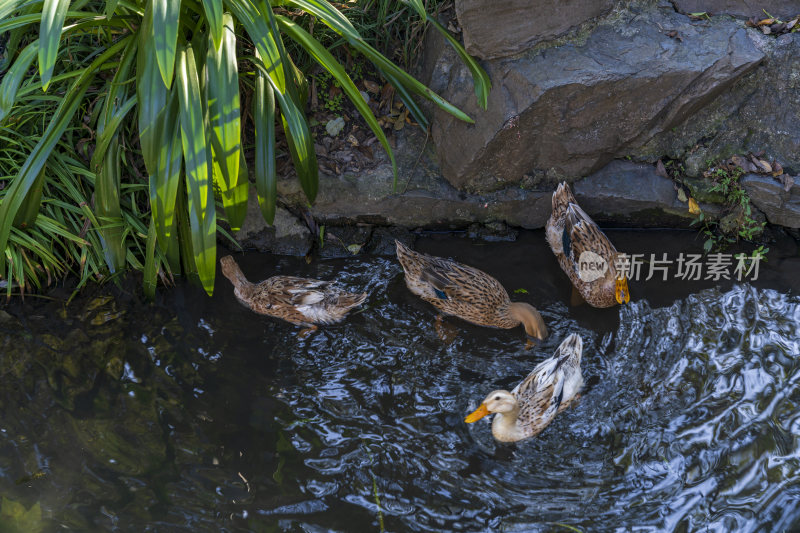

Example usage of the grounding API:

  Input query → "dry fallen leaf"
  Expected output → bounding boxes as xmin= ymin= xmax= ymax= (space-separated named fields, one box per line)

xmin=363 ymin=79 xmax=381 ymax=94
xmin=780 ymin=174 xmax=795 ymax=192
xmin=677 ymin=188 xmax=688 ymax=203
xmin=757 ymin=18 xmax=775 ymax=26
xmin=772 ymin=161 xmax=783 ymax=176
xmin=688 ymin=197 xmax=700 ymax=214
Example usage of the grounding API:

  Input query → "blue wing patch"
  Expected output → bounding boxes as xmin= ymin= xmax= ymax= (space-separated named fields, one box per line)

xmin=433 ymin=288 xmax=448 ymax=300
xmin=561 ymin=226 xmax=571 ymax=259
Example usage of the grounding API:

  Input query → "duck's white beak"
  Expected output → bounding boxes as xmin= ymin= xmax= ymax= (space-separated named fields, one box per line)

xmin=464 ymin=403 xmax=490 ymax=423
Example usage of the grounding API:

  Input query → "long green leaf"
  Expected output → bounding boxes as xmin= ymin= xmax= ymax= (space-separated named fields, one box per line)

xmin=0 ymin=36 xmax=131 ymax=274
xmin=143 ymin=218 xmax=157 ymax=299
xmin=426 ymin=15 xmax=490 ymax=110
xmin=12 ymin=165 xmax=45 ymax=229
xmin=277 ymin=15 xmax=397 ymax=189
xmin=229 ymin=0 xmax=317 ymax=202
xmin=254 ymin=48 xmax=276 ymax=224
xmin=284 ymin=0 xmax=473 ymax=124
xmin=205 ymin=12 xmax=240 ymax=192
xmin=0 ymin=40 xmax=37 ymax=122
xmin=105 ymin=0 xmax=118 ymax=17
xmin=38 ymin=0 xmax=70 ymax=91
xmin=96 ymin=138 xmax=127 ymax=272
xmin=93 ymin=35 xmax=137 ymax=273
xmin=152 ymin=88 xmax=183 ymax=269
xmin=0 ymin=0 xmax=28 ymax=24
xmin=137 ymin=1 xmax=167 ymax=173
xmin=262 ymin=1 xmax=317 ymax=202
xmin=151 ymin=0 xmax=180 ymax=88
xmin=215 ymin=158 xmax=248 ymax=231
xmin=90 ymin=95 xmax=136 ymax=170
xmin=201 ymin=0 xmax=223 ymax=49
xmin=0 ymin=10 xmax=102 ymax=34
xmin=176 ymin=44 xmax=216 ymax=295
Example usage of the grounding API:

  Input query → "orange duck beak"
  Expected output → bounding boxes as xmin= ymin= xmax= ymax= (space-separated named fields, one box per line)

xmin=615 ymin=277 xmax=630 ymax=305
xmin=464 ymin=403 xmax=490 ymax=423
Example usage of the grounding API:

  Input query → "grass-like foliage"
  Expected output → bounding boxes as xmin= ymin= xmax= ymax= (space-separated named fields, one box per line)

xmin=0 ymin=0 xmax=489 ymax=296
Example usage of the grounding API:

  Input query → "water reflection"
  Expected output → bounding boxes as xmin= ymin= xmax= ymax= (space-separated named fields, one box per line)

xmin=0 ymin=232 xmax=799 ymax=531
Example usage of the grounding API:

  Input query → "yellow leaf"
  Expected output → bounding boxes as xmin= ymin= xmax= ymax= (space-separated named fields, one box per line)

xmin=688 ymin=197 xmax=700 ymax=214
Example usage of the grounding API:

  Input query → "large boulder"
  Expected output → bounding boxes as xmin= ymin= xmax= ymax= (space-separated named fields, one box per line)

xmin=426 ymin=7 xmax=764 ymax=193
xmin=672 ymin=0 xmax=799 ymax=18
xmin=636 ymin=32 xmax=800 ymax=178
xmin=455 ymin=0 xmax=614 ymax=60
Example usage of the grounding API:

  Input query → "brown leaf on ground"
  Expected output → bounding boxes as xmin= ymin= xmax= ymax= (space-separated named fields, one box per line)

xmin=780 ymin=175 xmax=795 ymax=192
xmin=757 ymin=18 xmax=775 ymax=26
xmin=772 ymin=161 xmax=783 ymax=177
xmin=749 ymin=154 xmax=772 ymax=173
xmin=379 ymin=83 xmax=394 ymax=112
xmin=394 ymin=109 xmax=408 ymax=131
xmin=688 ymin=197 xmax=701 ymax=214
xmin=363 ymin=79 xmax=381 ymax=94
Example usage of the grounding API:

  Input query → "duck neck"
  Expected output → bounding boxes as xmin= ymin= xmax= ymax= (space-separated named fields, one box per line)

xmin=491 ymin=404 xmax=525 ymax=442
xmin=508 ymin=302 xmax=547 ymax=340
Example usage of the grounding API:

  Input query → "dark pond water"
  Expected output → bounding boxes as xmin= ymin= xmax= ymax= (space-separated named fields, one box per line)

xmin=1 ymin=229 xmax=800 ymax=532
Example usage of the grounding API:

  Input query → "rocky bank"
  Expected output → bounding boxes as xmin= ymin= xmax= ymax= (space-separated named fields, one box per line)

xmin=234 ymin=0 xmax=800 ymax=255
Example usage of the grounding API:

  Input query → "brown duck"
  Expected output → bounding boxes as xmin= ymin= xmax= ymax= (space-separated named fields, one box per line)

xmin=545 ymin=182 xmax=630 ymax=307
xmin=465 ymin=333 xmax=584 ymax=442
xmin=220 ymin=255 xmax=367 ymax=332
xmin=395 ymin=240 xmax=547 ymax=345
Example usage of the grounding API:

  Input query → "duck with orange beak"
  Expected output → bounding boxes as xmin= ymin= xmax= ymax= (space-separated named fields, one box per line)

xmin=545 ymin=182 xmax=630 ymax=307
xmin=465 ymin=333 xmax=584 ymax=442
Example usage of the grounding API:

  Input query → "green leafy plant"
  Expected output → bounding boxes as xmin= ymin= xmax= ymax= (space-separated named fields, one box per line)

xmin=691 ymin=163 xmax=766 ymax=253
xmin=0 ymin=0 xmax=491 ymax=296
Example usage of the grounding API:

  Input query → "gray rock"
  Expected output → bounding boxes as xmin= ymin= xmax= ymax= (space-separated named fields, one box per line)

xmin=455 ymin=0 xmax=614 ymax=60
xmin=573 ymin=160 xmax=722 ymax=225
xmin=741 ymin=173 xmax=800 ymax=228
xmin=233 ymin=189 xmax=313 ymax=255
xmin=275 ymin=128 xmax=555 ymax=230
xmin=671 ymin=0 xmax=799 ymax=18
xmin=426 ymin=7 xmax=764 ymax=193
xmin=637 ymin=32 xmax=800 ymax=178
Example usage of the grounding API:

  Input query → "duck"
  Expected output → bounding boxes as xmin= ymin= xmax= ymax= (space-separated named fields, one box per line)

xmin=545 ymin=182 xmax=629 ymax=307
xmin=219 ymin=255 xmax=367 ymax=332
xmin=395 ymin=239 xmax=547 ymax=346
xmin=464 ymin=333 xmax=584 ymax=442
